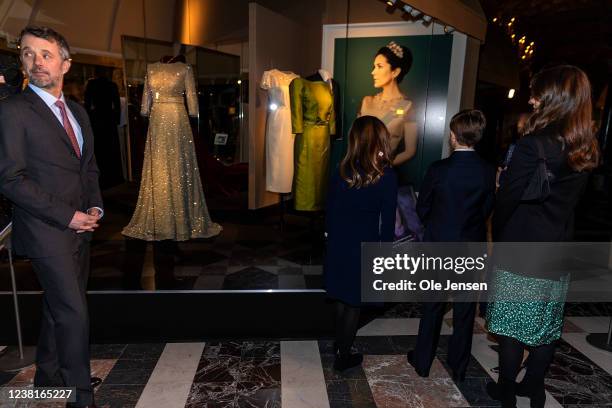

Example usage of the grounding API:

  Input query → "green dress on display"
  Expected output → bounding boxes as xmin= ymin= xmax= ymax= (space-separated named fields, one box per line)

xmin=289 ymin=78 xmax=335 ymax=211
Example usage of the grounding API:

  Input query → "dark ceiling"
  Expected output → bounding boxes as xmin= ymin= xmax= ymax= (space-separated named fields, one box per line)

xmin=480 ymin=0 xmax=611 ymax=93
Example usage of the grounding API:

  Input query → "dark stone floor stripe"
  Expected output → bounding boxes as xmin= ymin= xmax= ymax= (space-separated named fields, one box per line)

xmin=319 ymin=339 xmax=377 ymax=408
xmin=94 ymin=343 xmax=165 ymax=407
xmin=545 ymin=338 xmax=612 ymax=406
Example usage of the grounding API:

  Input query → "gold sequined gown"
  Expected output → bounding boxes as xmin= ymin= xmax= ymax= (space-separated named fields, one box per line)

xmin=122 ymin=62 xmax=222 ymax=241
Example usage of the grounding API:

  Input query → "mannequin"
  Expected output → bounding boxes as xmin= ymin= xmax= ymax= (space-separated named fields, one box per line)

xmin=261 ymin=68 xmax=299 ymax=193
xmin=289 ymin=74 xmax=336 ymax=211
xmin=306 ymin=69 xmax=342 ymax=139
xmin=122 ymin=54 xmax=221 ymax=288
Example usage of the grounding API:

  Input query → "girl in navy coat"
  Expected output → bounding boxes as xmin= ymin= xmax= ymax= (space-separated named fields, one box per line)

xmin=324 ymin=115 xmax=398 ymax=371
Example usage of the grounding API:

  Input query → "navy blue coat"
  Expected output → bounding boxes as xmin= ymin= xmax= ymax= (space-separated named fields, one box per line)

xmin=417 ymin=151 xmax=495 ymax=242
xmin=324 ymin=168 xmax=397 ymax=306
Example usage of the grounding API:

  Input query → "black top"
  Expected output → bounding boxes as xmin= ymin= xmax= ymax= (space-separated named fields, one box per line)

xmin=493 ymin=125 xmax=589 ymax=242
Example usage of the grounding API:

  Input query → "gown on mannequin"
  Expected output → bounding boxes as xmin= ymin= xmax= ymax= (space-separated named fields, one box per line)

xmin=122 ymin=61 xmax=222 ymax=241
xmin=261 ymin=69 xmax=299 ymax=193
xmin=359 ymin=93 xmax=423 ymax=240
xmin=289 ymin=77 xmax=335 ymax=211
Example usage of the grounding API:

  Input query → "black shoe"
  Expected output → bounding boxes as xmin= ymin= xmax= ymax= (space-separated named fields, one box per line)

xmin=516 ymin=381 xmax=545 ymax=408
xmin=33 ymin=371 xmax=63 ymax=388
xmin=91 ymin=376 xmax=102 ymax=388
xmin=333 ymin=352 xmax=363 ymax=372
xmin=406 ymin=350 xmax=428 ymax=377
xmin=486 ymin=381 xmax=501 ymax=400
xmin=452 ymin=371 xmax=465 ymax=383
xmin=486 ymin=381 xmax=517 ymax=408
xmin=529 ymin=388 xmax=545 ymax=408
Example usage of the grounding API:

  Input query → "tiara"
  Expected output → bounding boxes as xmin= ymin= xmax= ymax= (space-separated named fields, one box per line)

xmin=386 ymin=41 xmax=404 ymax=59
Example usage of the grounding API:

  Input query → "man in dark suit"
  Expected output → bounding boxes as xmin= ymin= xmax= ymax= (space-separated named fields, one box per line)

xmin=407 ymin=109 xmax=495 ymax=382
xmin=0 ymin=26 xmax=102 ymax=408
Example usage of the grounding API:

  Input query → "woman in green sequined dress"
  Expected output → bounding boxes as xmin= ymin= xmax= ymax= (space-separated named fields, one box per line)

xmin=485 ymin=65 xmax=600 ymax=408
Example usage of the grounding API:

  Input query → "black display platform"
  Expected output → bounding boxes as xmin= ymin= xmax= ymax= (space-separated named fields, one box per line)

xmin=0 ymin=291 xmax=335 ymax=344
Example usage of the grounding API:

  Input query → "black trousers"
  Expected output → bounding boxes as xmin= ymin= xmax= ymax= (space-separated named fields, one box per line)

xmin=334 ymin=301 xmax=361 ymax=356
xmin=31 ymin=242 xmax=93 ymax=407
xmin=414 ymin=302 xmax=476 ymax=376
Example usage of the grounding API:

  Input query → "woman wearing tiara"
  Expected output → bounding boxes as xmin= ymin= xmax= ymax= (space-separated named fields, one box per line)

xmin=359 ymin=41 xmax=422 ymax=241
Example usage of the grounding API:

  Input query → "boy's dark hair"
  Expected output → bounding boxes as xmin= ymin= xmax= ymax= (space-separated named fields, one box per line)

xmin=18 ymin=26 xmax=71 ymax=60
xmin=450 ymin=109 xmax=486 ymax=147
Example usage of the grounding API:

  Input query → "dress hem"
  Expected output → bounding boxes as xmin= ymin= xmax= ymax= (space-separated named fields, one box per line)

xmin=121 ymin=224 xmax=222 ymax=242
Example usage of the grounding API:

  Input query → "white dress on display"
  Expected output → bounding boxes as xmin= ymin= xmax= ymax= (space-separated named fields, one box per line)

xmin=260 ymin=69 xmax=299 ymax=193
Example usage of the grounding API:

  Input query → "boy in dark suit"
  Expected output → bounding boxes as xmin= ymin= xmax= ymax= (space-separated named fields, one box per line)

xmin=407 ymin=109 xmax=495 ymax=381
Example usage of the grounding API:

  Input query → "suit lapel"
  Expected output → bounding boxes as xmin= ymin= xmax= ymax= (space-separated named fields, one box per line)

xmin=23 ymin=87 xmax=78 ymax=158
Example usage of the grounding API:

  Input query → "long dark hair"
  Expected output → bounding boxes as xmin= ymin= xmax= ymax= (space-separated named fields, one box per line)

xmin=340 ymin=116 xmax=392 ymax=188
xmin=523 ymin=65 xmax=599 ymax=171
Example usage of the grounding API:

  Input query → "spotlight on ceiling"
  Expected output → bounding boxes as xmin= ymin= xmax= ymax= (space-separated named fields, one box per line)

xmin=385 ymin=0 xmax=399 ymax=13
xmin=422 ymin=15 xmax=433 ymax=24
xmin=444 ymin=26 xmax=455 ymax=34
xmin=401 ymin=4 xmax=413 ymax=13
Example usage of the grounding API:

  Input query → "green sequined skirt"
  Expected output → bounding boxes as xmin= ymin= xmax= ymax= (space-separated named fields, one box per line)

xmin=486 ymin=268 xmax=569 ymax=346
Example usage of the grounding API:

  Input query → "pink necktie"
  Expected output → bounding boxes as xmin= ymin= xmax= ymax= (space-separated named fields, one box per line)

xmin=54 ymin=100 xmax=81 ymax=158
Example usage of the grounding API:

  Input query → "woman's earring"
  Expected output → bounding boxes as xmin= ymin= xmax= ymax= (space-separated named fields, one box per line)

xmin=378 ymin=151 xmax=384 ymax=157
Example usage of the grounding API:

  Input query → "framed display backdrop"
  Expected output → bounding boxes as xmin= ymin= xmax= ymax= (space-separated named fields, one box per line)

xmin=322 ymin=22 xmax=469 ymax=189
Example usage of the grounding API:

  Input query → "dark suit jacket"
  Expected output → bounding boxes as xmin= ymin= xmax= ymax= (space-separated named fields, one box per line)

xmin=0 ymin=87 xmax=103 ymax=257
xmin=493 ymin=126 xmax=588 ymax=242
xmin=417 ymin=151 xmax=495 ymax=242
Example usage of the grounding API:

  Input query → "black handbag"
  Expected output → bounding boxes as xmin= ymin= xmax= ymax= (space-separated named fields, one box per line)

xmin=521 ymin=138 xmax=555 ymax=202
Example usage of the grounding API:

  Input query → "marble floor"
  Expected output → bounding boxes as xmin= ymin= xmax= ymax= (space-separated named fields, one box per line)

xmin=1 ymin=313 xmax=611 ymax=407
